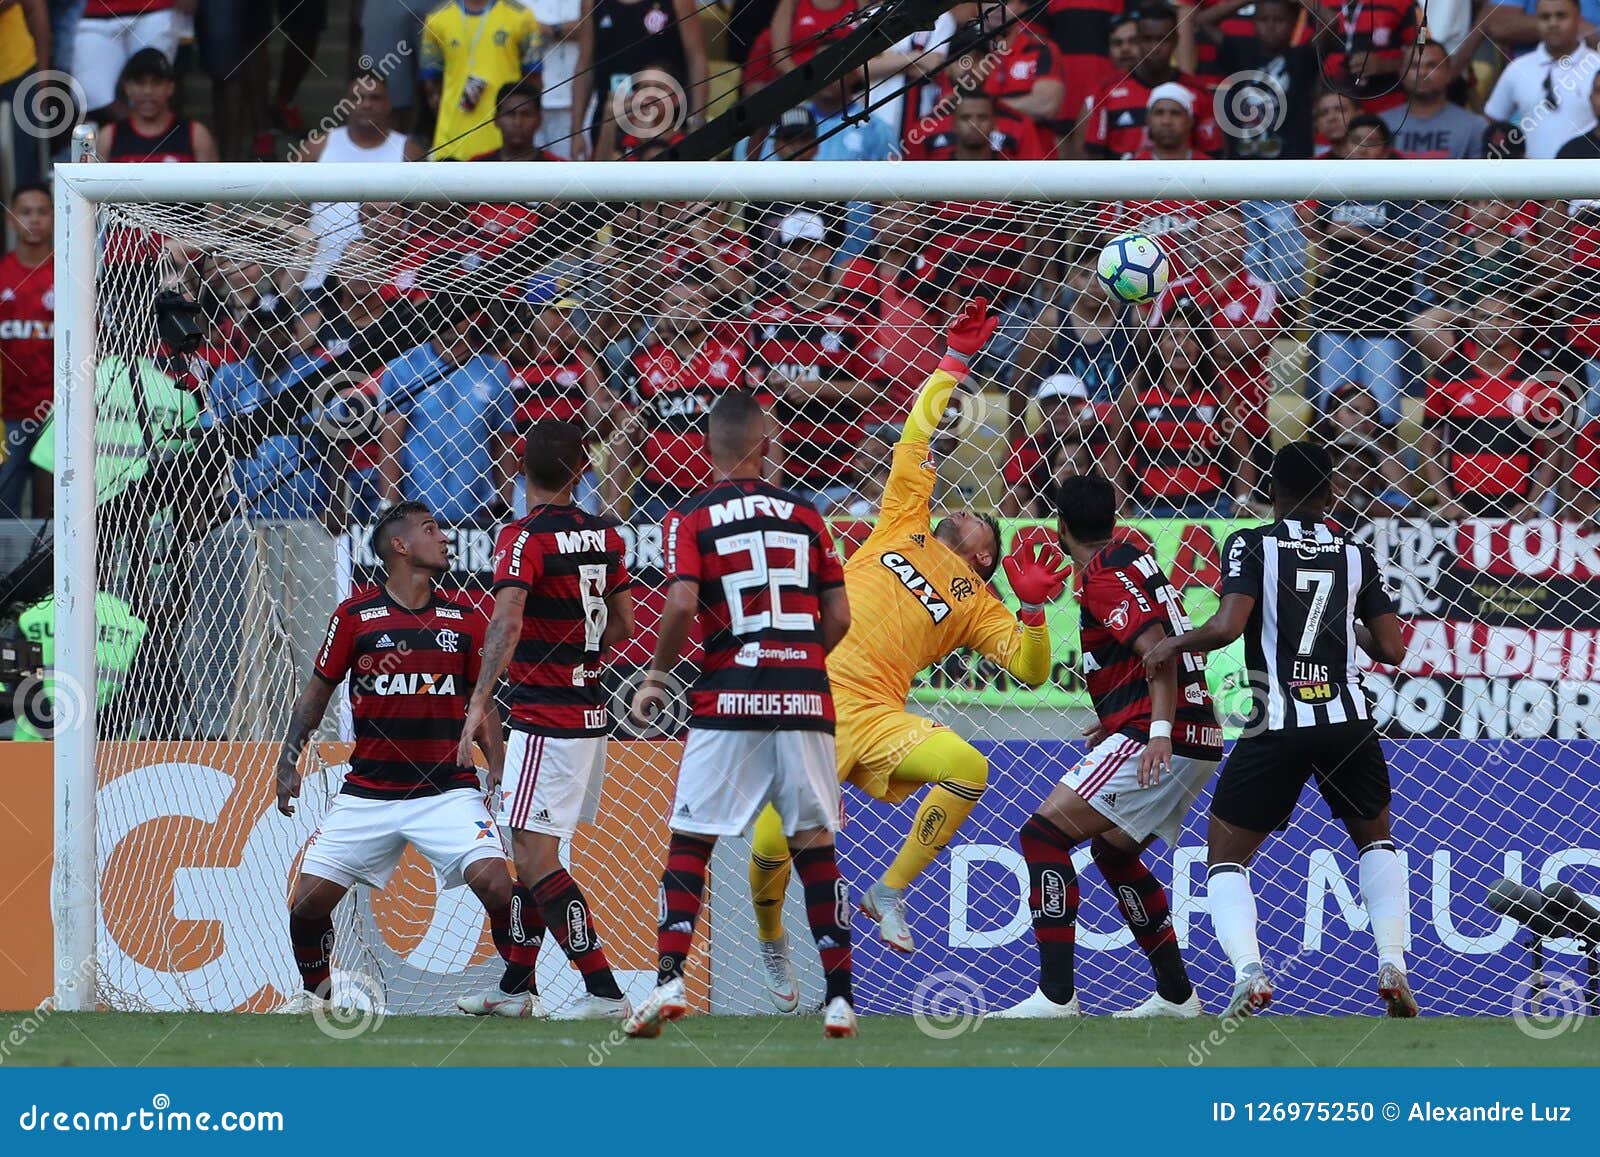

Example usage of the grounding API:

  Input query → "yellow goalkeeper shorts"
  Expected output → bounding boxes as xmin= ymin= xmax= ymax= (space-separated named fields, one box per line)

xmin=835 ymin=701 xmax=951 ymax=804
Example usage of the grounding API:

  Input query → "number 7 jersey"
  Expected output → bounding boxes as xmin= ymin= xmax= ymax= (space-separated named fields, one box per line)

xmin=492 ymin=505 xmax=632 ymax=737
xmin=665 ymin=479 xmax=845 ymax=731
xmin=1220 ymin=518 xmax=1396 ymax=732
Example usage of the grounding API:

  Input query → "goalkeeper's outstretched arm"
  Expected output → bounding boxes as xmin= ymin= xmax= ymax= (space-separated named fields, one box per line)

xmin=900 ymin=297 xmax=999 ymax=446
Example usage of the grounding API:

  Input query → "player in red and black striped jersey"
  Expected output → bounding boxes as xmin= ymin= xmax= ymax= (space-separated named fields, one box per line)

xmin=995 ymin=474 xmax=1220 ymax=1021
xmin=273 ymin=502 xmax=520 ymax=1014
xmin=750 ymin=209 xmax=879 ymax=513
xmin=458 ymin=420 xmax=635 ymax=1020
xmin=624 ymin=390 xmax=858 ymax=1041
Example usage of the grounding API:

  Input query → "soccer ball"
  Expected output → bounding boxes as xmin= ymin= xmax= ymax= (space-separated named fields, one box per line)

xmin=1095 ymin=233 xmax=1170 ymax=304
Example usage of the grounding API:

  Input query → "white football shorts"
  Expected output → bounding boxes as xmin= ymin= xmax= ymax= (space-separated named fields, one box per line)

xmin=670 ymin=727 xmax=839 ymax=838
xmin=1061 ymin=732 xmax=1219 ymax=847
xmin=498 ymin=730 xmax=609 ymax=838
xmin=300 ymin=788 xmax=506 ymax=890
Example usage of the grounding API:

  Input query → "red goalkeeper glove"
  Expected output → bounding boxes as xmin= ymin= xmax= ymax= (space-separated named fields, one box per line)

xmin=940 ymin=297 xmax=998 ymax=373
xmin=1002 ymin=539 xmax=1071 ymax=626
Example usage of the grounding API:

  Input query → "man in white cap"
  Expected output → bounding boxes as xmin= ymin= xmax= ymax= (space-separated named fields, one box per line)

xmin=1002 ymin=373 xmax=1118 ymax=517
xmin=1136 ymin=83 xmax=1203 ymax=160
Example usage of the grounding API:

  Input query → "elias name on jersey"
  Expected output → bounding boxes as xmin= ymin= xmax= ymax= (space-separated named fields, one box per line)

xmin=879 ymin=551 xmax=951 ymax=622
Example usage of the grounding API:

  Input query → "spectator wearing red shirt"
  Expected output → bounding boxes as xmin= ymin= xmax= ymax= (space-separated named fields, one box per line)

xmin=1002 ymin=373 xmax=1120 ymax=516
xmin=981 ymin=0 xmax=1069 ymax=146
xmin=1567 ymin=417 xmax=1600 ymax=525
xmin=1421 ymin=293 xmax=1562 ymax=519
xmin=1120 ymin=306 xmax=1230 ymax=517
xmin=1314 ymin=0 xmax=1418 ymax=114
xmin=1083 ymin=4 xmax=1221 ymax=158
xmin=1063 ymin=10 xmax=1142 ymax=156
xmin=612 ymin=275 xmax=761 ymax=521
xmin=0 ymin=183 xmax=52 ymax=519
xmin=1149 ymin=206 xmax=1280 ymax=508
xmin=1194 ymin=0 xmax=1270 ymax=83
xmin=771 ymin=0 xmax=858 ymax=72
xmin=507 ymin=282 xmax=617 ymax=515
xmin=906 ymin=82 xmax=1053 ymax=161
xmin=750 ymin=209 xmax=879 ymax=513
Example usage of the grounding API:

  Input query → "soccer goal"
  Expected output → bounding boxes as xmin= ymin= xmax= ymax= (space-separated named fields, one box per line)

xmin=48 ymin=152 xmax=1600 ymax=1021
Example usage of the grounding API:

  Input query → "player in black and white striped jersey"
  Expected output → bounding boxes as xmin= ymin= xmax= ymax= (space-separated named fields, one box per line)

xmin=1145 ymin=442 xmax=1416 ymax=1019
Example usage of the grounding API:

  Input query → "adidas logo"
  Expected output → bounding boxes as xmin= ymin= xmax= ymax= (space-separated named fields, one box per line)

xmin=374 ymin=634 xmax=395 ymax=649
xmin=532 ymin=809 xmax=552 ymax=822
xmin=676 ymin=804 xmax=693 ymax=818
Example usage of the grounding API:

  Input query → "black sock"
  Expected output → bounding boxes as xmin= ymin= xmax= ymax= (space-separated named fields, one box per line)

xmin=794 ymin=845 xmax=853 ymax=1006
xmin=1091 ymin=836 xmax=1193 ymax=1004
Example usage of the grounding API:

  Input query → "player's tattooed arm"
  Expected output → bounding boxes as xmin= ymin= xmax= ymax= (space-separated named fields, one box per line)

xmin=457 ymin=589 xmax=526 ymax=768
xmin=276 ymin=675 xmax=336 ymax=816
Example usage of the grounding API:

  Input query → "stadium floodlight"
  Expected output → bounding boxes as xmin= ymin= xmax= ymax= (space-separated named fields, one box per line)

xmin=49 ymin=146 xmax=1600 ymax=1016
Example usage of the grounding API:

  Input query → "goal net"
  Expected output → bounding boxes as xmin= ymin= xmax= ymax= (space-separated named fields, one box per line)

xmin=52 ymin=159 xmax=1600 ymax=1024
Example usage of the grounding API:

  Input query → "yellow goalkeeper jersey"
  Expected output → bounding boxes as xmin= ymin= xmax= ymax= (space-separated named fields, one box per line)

xmin=828 ymin=436 xmax=1026 ymax=709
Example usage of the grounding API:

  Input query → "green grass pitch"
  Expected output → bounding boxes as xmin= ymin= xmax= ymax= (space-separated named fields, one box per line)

xmin=9 ymin=1013 xmax=1597 ymax=1067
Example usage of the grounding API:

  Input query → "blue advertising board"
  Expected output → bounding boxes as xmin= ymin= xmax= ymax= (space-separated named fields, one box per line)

xmin=835 ymin=740 xmax=1600 ymax=1017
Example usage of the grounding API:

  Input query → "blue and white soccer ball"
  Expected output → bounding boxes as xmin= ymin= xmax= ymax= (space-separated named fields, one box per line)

xmin=1095 ymin=232 xmax=1170 ymax=305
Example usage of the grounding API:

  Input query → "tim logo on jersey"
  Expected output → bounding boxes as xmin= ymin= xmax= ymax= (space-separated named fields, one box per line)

xmin=879 ymin=552 xmax=951 ymax=622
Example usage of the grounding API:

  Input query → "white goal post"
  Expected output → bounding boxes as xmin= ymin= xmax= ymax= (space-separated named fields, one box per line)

xmin=51 ymin=154 xmax=1600 ymax=1015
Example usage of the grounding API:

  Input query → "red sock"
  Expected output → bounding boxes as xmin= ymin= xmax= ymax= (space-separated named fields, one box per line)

xmin=488 ymin=884 xmax=544 ymax=995
xmin=288 ymin=913 xmax=333 ymax=996
xmin=657 ymin=834 xmax=713 ymax=985
xmin=531 ymin=869 xmax=622 ymax=1000
xmin=1090 ymin=836 xmax=1192 ymax=1004
xmin=793 ymin=845 xmax=853 ymax=1006
xmin=1020 ymin=814 xmax=1079 ymax=1004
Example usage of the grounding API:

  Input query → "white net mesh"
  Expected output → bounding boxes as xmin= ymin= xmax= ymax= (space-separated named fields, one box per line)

xmin=71 ymin=174 xmax=1600 ymax=1018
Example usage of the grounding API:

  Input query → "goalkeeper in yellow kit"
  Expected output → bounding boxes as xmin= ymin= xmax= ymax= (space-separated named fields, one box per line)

xmin=748 ymin=299 xmax=1071 ymax=1004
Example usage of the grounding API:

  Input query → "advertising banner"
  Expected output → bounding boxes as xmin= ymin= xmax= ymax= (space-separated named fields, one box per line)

xmin=834 ymin=738 xmax=1600 ymax=1019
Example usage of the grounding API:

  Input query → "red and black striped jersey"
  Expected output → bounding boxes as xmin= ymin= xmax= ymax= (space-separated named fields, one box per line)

xmin=1082 ymin=73 xmax=1222 ymax=158
xmin=748 ymin=294 xmax=876 ymax=494
xmin=510 ymin=349 xmax=592 ymax=440
xmin=1075 ymin=542 xmax=1222 ymax=756
xmin=1422 ymin=368 xmax=1547 ymax=500
xmin=314 ymin=589 xmax=487 ymax=799
xmin=664 ymin=479 xmax=844 ymax=731
xmin=492 ymin=505 xmax=632 ymax=737
xmin=924 ymin=199 xmax=1037 ymax=295
xmin=632 ymin=330 xmax=762 ymax=491
xmin=1130 ymin=385 xmax=1226 ymax=504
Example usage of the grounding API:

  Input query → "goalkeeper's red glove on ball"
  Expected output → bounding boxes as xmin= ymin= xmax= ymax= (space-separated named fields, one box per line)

xmin=1002 ymin=539 xmax=1071 ymax=626
xmin=941 ymin=297 xmax=998 ymax=372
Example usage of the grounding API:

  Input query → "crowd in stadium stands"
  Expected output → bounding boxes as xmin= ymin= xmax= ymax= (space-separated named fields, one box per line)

xmin=5 ymin=0 xmax=1600 ymax=528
